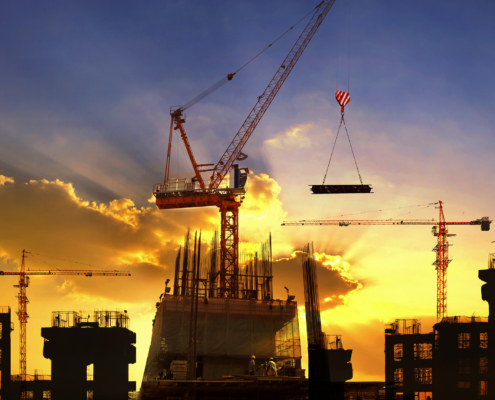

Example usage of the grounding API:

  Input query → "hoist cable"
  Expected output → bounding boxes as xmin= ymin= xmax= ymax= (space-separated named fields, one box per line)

xmin=317 ymin=202 xmax=439 ymax=220
xmin=386 ymin=205 xmax=436 ymax=221
xmin=322 ymin=114 xmax=343 ymax=185
xmin=322 ymin=112 xmax=363 ymax=185
xmin=336 ymin=0 xmax=339 ymax=92
xmin=348 ymin=0 xmax=350 ymax=93
xmin=234 ymin=5 xmax=317 ymax=75
xmin=182 ymin=77 xmax=230 ymax=111
xmin=180 ymin=3 xmax=319 ymax=112
xmin=336 ymin=0 xmax=351 ymax=93
xmin=342 ymin=114 xmax=362 ymax=185
xmin=28 ymin=252 xmax=115 ymax=271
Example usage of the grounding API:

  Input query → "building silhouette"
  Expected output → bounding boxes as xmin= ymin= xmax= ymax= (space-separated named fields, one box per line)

xmin=1 ymin=309 xmax=136 ymax=399
xmin=0 ymin=307 xmax=13 ymax=399
xmin=385 ymin=254 xmax=495 ymax=399
xmin=42 ymin=310 xmax=136 ymax=400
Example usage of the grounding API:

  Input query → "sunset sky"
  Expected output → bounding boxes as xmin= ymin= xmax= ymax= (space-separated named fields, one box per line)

xmin=1 ymin=0 xmax=495 ymax=388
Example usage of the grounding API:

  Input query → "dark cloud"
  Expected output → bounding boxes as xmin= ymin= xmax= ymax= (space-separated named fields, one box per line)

xmin=0 ymin=134 xmax=121 ymax=203
xmin=0 ymin=177 xmax=217 ymax=300
xmin=272 ymin=251 xmax=361 ymax=311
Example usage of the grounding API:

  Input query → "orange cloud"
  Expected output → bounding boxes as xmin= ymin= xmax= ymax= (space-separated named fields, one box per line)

xmin=264 ymin=123 xmax=330 ymax=149
xmin=0 ymin=175 xmax=14 ymax=185
xmin=272 ymin=251 xmax=362 ymax=311
xmin=239 ymin=173 xmax=294 ymax=256
xmin=0 ymin=173 xmax=367 ymax=384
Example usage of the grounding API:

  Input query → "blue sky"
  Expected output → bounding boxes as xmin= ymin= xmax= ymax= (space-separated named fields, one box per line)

xmin=2 ymin=0 xmax=494 ymax=204
xmin=1 ymin=0 xmax=495 ymax=386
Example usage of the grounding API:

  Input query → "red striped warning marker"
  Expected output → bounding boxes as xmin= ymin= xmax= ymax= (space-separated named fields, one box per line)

xmin=335 ymin=90 xmax=350 ymax=108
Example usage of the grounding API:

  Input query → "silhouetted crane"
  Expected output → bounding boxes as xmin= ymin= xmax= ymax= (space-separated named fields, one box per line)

xmin=283 ymin=201 xmax=491 ymax=320
xmin=153 ymin=0 xmax=337 ymax=298
xmin=0 ymin=250 xmax=130 ymax=399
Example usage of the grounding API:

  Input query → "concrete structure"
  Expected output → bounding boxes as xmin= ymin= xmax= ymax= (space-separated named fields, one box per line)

xmin=479 ymin=254 xmax=495 ymax=400
xmin=383 ymin=254 xmax=495 ymax=400
xmin=10 ymin=372 xmax=52 ymax=400
xmin=385 ymin=317 xmax=491 ymax=400
xmin=0 ymin=306 xmax=13 ymax=399
xmin=384 ymin=319 xmax=433 ymax=400
xmin=433 ymin=316 xmax=488 ymax=400
xmin=143 ymin=295 xmax=301 ymax=381
xmin=42 ymin=310 xmax=136 ymax=400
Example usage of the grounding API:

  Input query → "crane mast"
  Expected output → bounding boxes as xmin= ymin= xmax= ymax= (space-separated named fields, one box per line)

xmin=154 ymin=0 xmax=337 ymax=298
xmin=282 ymin=201 xmax=492 ymax=320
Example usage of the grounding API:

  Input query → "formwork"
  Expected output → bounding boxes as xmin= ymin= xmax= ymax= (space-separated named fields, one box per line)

xmin=143 ymin=295 xmax=301 ymax=380
xmin=142 ymin=231 xmax=301 ymax=383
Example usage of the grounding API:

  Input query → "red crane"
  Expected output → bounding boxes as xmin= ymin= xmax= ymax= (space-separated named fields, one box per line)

xmin=0 ymin=250 xmax=130 ymax=397
xmin=153 ymin=0 xmax=337 ymax=298
xmin=282 ymin=201 xmax=491 ymax=321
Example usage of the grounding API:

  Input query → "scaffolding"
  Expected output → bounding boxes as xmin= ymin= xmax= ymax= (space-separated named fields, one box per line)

xmin=385 ymin=319 xmax=421 ymax=335
xmin=51 ymin=310 xmax=130 ymax=329
xmin=173 ymin=230 xmax=273 ymax=300
xmin=145 ymin=295 xmax=300 ymax=379
xmin=144 ymin=232 xmax=300 ymax=381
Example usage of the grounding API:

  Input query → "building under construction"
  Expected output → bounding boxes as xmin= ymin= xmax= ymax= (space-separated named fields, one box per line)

xmin=384 ymin=254 xmax=495 ymax=400
xmin=0 ymin=306 xmax=13 ymax=398
xmin=0 ymin=309 xmax=136 ymax=400
xmin=140 ymin=232 xmax=304 ymax=399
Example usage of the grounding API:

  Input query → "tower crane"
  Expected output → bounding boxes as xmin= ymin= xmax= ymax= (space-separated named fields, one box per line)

xmin=0 ymin=250 xmax=130 ymax=397
xmin=153 ymin=0 xmax=337 ymax=298
xmin=282 ymin=201 xmax=491 ymax=321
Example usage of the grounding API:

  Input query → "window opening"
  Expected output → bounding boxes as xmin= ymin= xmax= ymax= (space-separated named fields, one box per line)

xmin=414 ymin=392 xmax=433 ymax=400
xmin=414 ymin=368 xmax=432 ymax=384
xmin=458 ymin=333 xmax=470 ymax=349
xmin=87 ymin=364 xmax=93 ymax=381
xmin=480 ymin=332 xmax=488 ymax=348
xmin=414 ymin=343 xmax=432 ymax=360
xmin=459 ymin=359 xmax=471 ymax=374
xmin=480 ymin=380 xmax=488 ymax=396
xmin=480 ymin=357 xmax=488 ymax=374
xmin=394 ymin=343 xmax=403 ymax=361
xmin=394 ymin=368 xmax=404 ymax=386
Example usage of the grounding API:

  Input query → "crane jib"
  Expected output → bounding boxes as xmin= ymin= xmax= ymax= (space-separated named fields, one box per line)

xmin=209 ymin=0 xmax=336 ymax=189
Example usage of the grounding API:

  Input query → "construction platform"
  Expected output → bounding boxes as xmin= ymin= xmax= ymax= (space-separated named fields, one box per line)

xmin=144 ymin=295 xmax=301 ymax=380
xmin=310 ymin=184 xmax=373 ymax=194
xmin=140 ymin=377 xmax=387 ymax=400
xmin=140 ymin=375 xmax=307 ymax=400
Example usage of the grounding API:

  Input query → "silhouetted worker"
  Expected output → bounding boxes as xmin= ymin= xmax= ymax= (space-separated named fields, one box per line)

xmin=265 ymin=292 xmax=272 ymax=300
xmin=257 ymin=362 xmax=267 ymax=376
xmin=248 ymin=355 xmax=256 ymax=375
xmin=267 ymin=357 xmax=277 ymax=376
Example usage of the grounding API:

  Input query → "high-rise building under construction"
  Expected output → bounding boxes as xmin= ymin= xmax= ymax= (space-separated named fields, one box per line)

xmin=142 ymin=233 xmax=302 ymax=383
